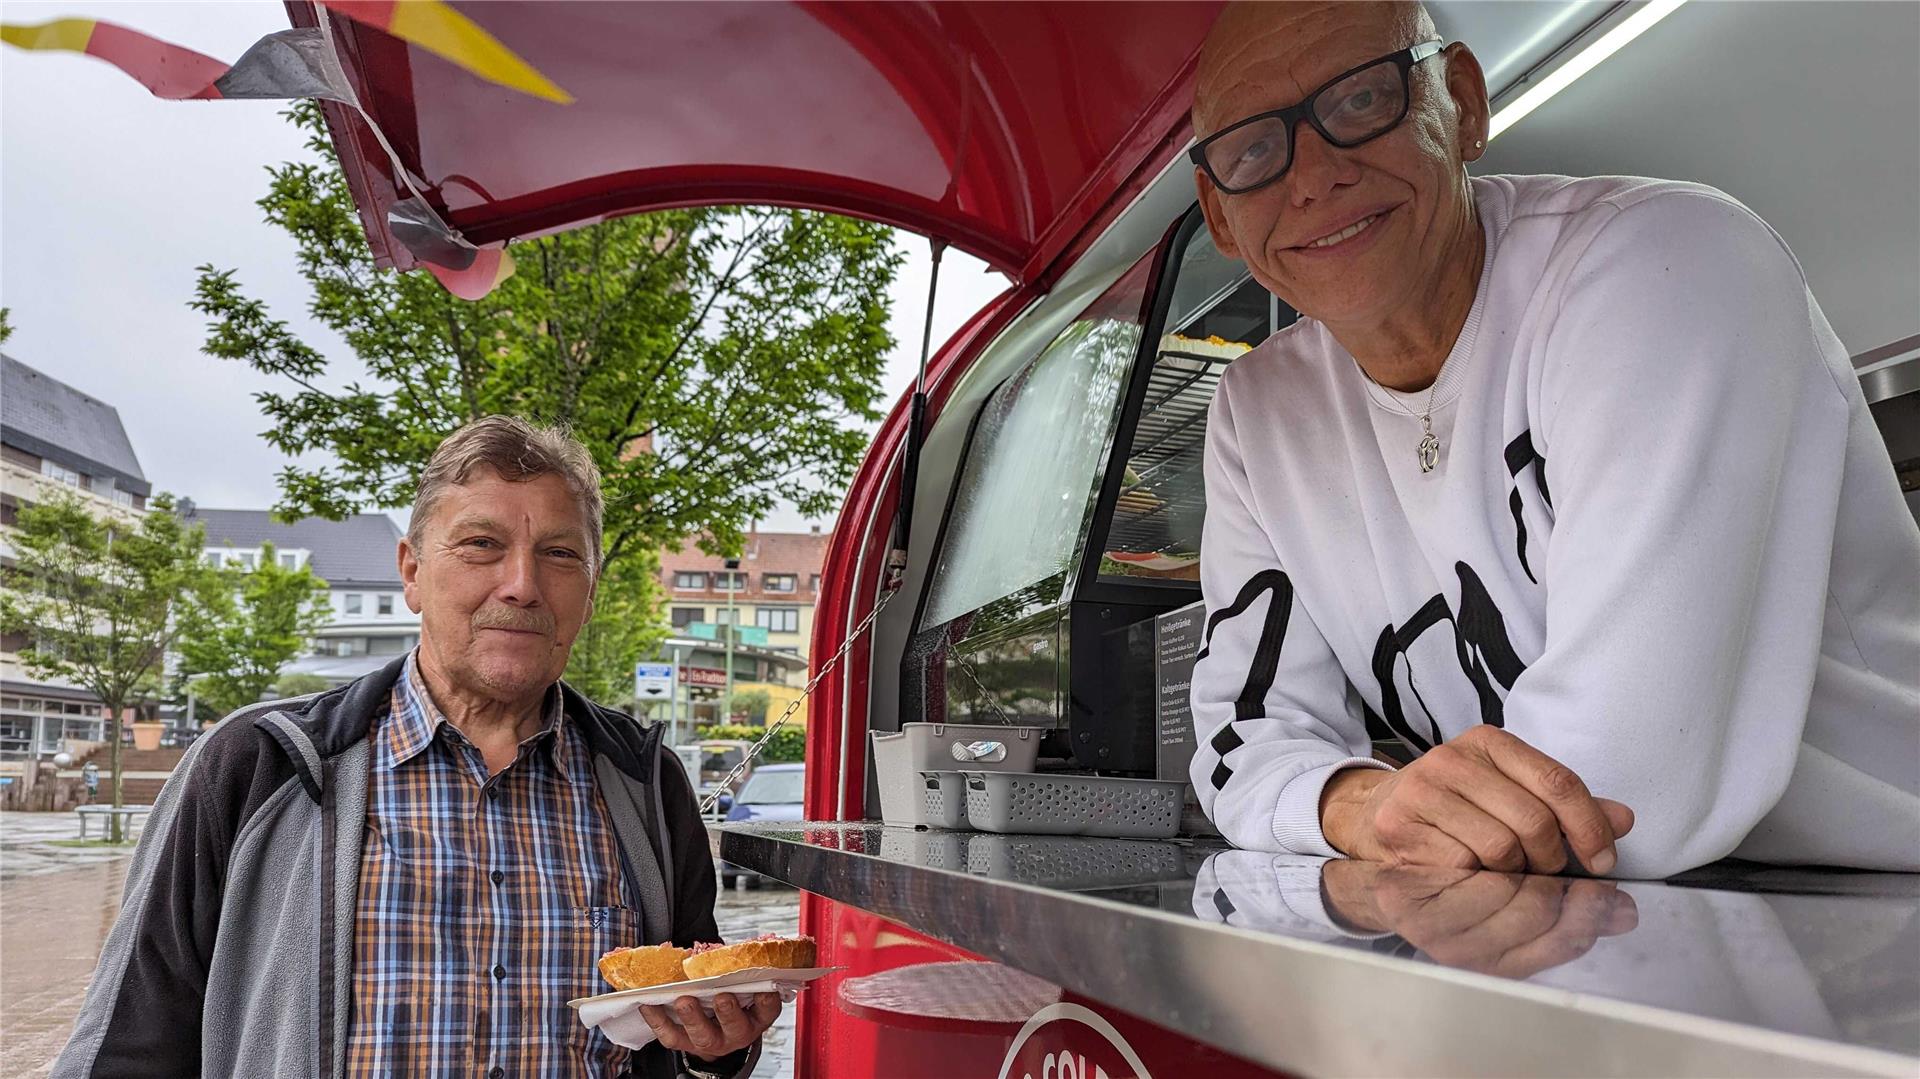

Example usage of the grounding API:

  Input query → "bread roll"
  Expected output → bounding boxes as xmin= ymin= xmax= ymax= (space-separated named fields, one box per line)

xmin=598 ymin=944 xmax=690 ymax=990
xmin=681 ymin=934 xmax=817 ymax=980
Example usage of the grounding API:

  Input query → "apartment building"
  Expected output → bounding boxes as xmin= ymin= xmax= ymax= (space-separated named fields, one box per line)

xmin=0 ymin=353 xmax=151 ymax=763
xmin=185 ymin=507 xmax=419 ymax=686
xmin=659 ymin=526 xmax=831 ymax=660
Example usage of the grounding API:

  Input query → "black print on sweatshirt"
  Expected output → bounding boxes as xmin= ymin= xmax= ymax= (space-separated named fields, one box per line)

xmin=1370 ymin=561 xmax=1527 ymax=753
xmin=1505 ymin=429 xmax=1553 ymax=584
xmin=1197 ymin=569 xmax=1294 ymax=790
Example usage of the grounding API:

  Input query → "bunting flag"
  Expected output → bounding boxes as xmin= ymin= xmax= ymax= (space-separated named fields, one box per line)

xmin=1 ymin=4 xmax=552 ymax=300
xmin=425 ymin=246 xmax=518 ymax=301
xmin=1 ymin=18 xmax=230 ymax=99
xmin=314 ymin=0 xmax=572 ymax=103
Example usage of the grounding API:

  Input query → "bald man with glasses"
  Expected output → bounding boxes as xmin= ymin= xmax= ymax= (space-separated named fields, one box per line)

xmin=1184 ymin=1 xmax=1920 ymax=879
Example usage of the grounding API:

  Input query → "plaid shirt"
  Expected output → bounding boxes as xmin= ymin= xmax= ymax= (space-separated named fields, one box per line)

xmin=346 ymin=653 xmax=639 ymax=1078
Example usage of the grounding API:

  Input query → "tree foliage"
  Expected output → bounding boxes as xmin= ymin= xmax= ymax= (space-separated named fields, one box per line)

xmin=176 ymin=542 xmax=332 ymax=718
xmin=0 ymin=493 xmax=211 ymax=835
xmin=562 ymin=555 xmax=670 ymax=708
xmin=726 ymin=689 xmax=772 ymax=723
xmin=191 ymin=102 xmax=898 ymax=566
xmin=189 ymin=103 xmax=900 ymax=708
xmin=273 ymin=672 xmax=332 ymax=699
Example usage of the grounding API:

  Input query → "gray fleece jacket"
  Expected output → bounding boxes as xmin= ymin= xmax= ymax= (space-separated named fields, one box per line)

xmin=51 ymin=655 xmax=755 ymax=1078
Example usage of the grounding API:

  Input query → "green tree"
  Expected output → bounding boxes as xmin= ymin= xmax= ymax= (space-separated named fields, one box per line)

xmin=176 ymin=542 xmax=332 ymax=719
xmin=189 ymin=103 xmax=901 ymax=699
xmin=272 ymin=672 xmax=332 ymax=699
xmin=0 ymin=493 xmax=211 ymax=839
xmin=564 ymin=556 xmax=670 ymax=707
xmin=0 ymin=306 xmax=13 ymax=343
xmin=727 ymin=688 xmax=772 ymax=724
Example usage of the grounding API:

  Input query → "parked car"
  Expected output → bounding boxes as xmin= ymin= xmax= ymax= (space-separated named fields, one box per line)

xmin=692 ymin=739 xmax=754 ymax=791
xmin=720 ymin=762 xmax=804 ymax=889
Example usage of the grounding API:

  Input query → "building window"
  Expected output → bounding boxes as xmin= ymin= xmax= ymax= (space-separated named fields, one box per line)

xmin=714 ymin=571 xmax=746 ymax=591
xmin=809 ymin=574 xmax=821 ymax=592
xmin=764 ymin=574 xmax=796 ymax=593
xmin=234 ymin=551 xmax=257 ymax=570
xmin=713 ymin=607 xmax=735 ymax=626
xmin=112 ymin=489 xmax=135 ymax=508
xmin=673 ymin=571 xmax=707 ymax=590
xmin=205 ymin=552 xmax=223 ymax=568
xmin=756 ymin=607 xmax=799 ymax=633
xmin=377 ymin=594 xmax=393 ymax=615
xmin=670 ymin=607 xmax=703 ymax=630
xmin=279 ymin=552 xmax=298 ymax=569
xmin=344 ymin=594 xmax=363 ymax=615
xmin=39 ymin=460 xmax=83 ymax=487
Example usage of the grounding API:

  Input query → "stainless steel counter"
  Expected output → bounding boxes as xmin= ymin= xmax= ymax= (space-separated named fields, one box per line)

xmin=718 ymin=821 xmax=1920 ymax=1078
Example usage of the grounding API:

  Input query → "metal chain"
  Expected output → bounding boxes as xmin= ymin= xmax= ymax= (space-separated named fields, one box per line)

xmin=697 ymin=587 xmax=896 ymax=813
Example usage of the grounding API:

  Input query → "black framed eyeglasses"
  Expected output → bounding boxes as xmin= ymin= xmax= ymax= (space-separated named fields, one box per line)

xmin=1190 ymin=40 xmax=1446 ymax=194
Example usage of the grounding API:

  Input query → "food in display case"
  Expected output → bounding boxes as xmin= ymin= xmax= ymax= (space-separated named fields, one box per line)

xmin=1099 ymin=333 xmax=1254 ymax=581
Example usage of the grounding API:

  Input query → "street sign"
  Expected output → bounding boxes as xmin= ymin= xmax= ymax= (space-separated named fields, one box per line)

xmin=680 ymin=666 xmax=728 ymax=688
xmin=635 ymin=662 xmax=675 ymax=699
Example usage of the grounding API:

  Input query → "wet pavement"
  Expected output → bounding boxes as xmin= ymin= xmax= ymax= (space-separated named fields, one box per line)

xmin=712 ymin=879 xmax=804 ymax=1079
xmin=0 ymin=812 xmax=801 ymax=1079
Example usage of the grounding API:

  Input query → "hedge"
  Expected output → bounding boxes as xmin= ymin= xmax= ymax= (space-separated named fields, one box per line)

xmin=693 ymin=723 xmax=806 ymax=763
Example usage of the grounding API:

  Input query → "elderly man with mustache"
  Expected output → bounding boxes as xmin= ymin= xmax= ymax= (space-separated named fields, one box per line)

xmin=1186 ymin=1 xmax=1919 ymax=880
xmin=57 ymin=417 xmax=772 ymax=1079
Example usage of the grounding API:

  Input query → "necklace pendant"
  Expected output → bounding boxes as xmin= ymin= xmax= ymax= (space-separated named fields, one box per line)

xmin=1417 ymin=432 xmax=1441 ymax=473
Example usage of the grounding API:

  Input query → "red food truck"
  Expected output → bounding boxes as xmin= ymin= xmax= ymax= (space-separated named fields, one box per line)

xmin=294 ymin=2 xmax=1919 ymax=1076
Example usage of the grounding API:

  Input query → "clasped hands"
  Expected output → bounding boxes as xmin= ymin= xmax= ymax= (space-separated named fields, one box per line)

xmin=1321 ymin=725 xmax=1635 ymax=875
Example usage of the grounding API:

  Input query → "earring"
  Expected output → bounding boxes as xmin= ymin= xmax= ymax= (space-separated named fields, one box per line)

xmin=1474 ymin=139 xmax=1484 ymax=148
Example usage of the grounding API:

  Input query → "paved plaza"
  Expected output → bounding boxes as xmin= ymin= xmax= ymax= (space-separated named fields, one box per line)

xmin=0 ymin=812 xmax=798 ymax=1078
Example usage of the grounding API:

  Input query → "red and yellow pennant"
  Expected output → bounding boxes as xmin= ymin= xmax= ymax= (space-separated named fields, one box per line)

xmin=316 ymin=0 xmax=571 ymax=104
xmin=424 ymin=247 xmax=517 ymax=301
xmin=1 ymin=18 xmax=229 ymax=99
xmin=2 ymin=3 xmax=554 ymax=301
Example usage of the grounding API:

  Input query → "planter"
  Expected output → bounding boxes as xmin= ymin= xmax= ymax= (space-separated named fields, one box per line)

xmin=131 ymin=721 xmax=165 ymax=751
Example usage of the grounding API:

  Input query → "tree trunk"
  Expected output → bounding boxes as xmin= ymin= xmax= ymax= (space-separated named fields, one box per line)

xmin=108 ymin=706 xmax=125 ymax=844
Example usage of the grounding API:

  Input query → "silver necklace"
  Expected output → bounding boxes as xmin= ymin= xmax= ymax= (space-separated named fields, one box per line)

xmin=1360 ymin=367 xmax=1443 ymax=474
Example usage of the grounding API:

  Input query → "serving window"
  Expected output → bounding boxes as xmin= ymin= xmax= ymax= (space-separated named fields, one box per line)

xmin=900 ymin=208 xmax=1294 ymax=768
xmin=1093 ymin=220 xmax=1293 ymax=583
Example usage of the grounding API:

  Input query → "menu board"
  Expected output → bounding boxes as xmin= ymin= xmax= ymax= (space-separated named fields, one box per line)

xmin=1153 ymin=600 xmax=1216 ymax=835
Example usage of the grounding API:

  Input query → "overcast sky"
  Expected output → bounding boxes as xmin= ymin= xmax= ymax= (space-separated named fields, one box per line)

xmin=0 ymin=1 xmax=1009 ymax=533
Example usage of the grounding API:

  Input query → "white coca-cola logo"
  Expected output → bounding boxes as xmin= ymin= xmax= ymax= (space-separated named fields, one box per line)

xmin=997 ymin=1002 xmax=1154 ymax=1079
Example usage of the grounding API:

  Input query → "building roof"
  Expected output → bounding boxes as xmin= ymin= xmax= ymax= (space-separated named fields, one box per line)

xmin=660 ymin=528 xmax=832 ymax=605
xmin=185 ymin=507 xmax=405 ymax=588
xmin=1 ymin=353 xmax=151 ymax=497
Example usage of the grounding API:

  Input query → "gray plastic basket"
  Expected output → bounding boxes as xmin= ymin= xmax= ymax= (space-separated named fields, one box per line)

xmin=871 ymin=723 xmax=1042 ymax=826
xmin=962 ymin=771 xmax=1185 ymax=839
xmin=917 ymin=770 xmax=972 ymax=830
xmin=964 ymin=834 xmax=1184 ymax=889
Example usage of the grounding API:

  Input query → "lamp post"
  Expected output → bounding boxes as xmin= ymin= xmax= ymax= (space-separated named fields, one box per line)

xmin=723 ymin=557 xmax=740 ymax=719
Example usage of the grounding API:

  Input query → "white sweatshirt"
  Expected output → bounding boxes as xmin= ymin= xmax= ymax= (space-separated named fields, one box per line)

xmin=1189 ymin=174 xmax=1920 ymax=878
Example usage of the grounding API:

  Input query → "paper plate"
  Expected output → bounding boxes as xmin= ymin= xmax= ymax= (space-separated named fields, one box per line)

xmin=568 ymin=965 xmax=841 ymax=1009
xmin=571 ymin=966 xmax=842 ymax=1051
